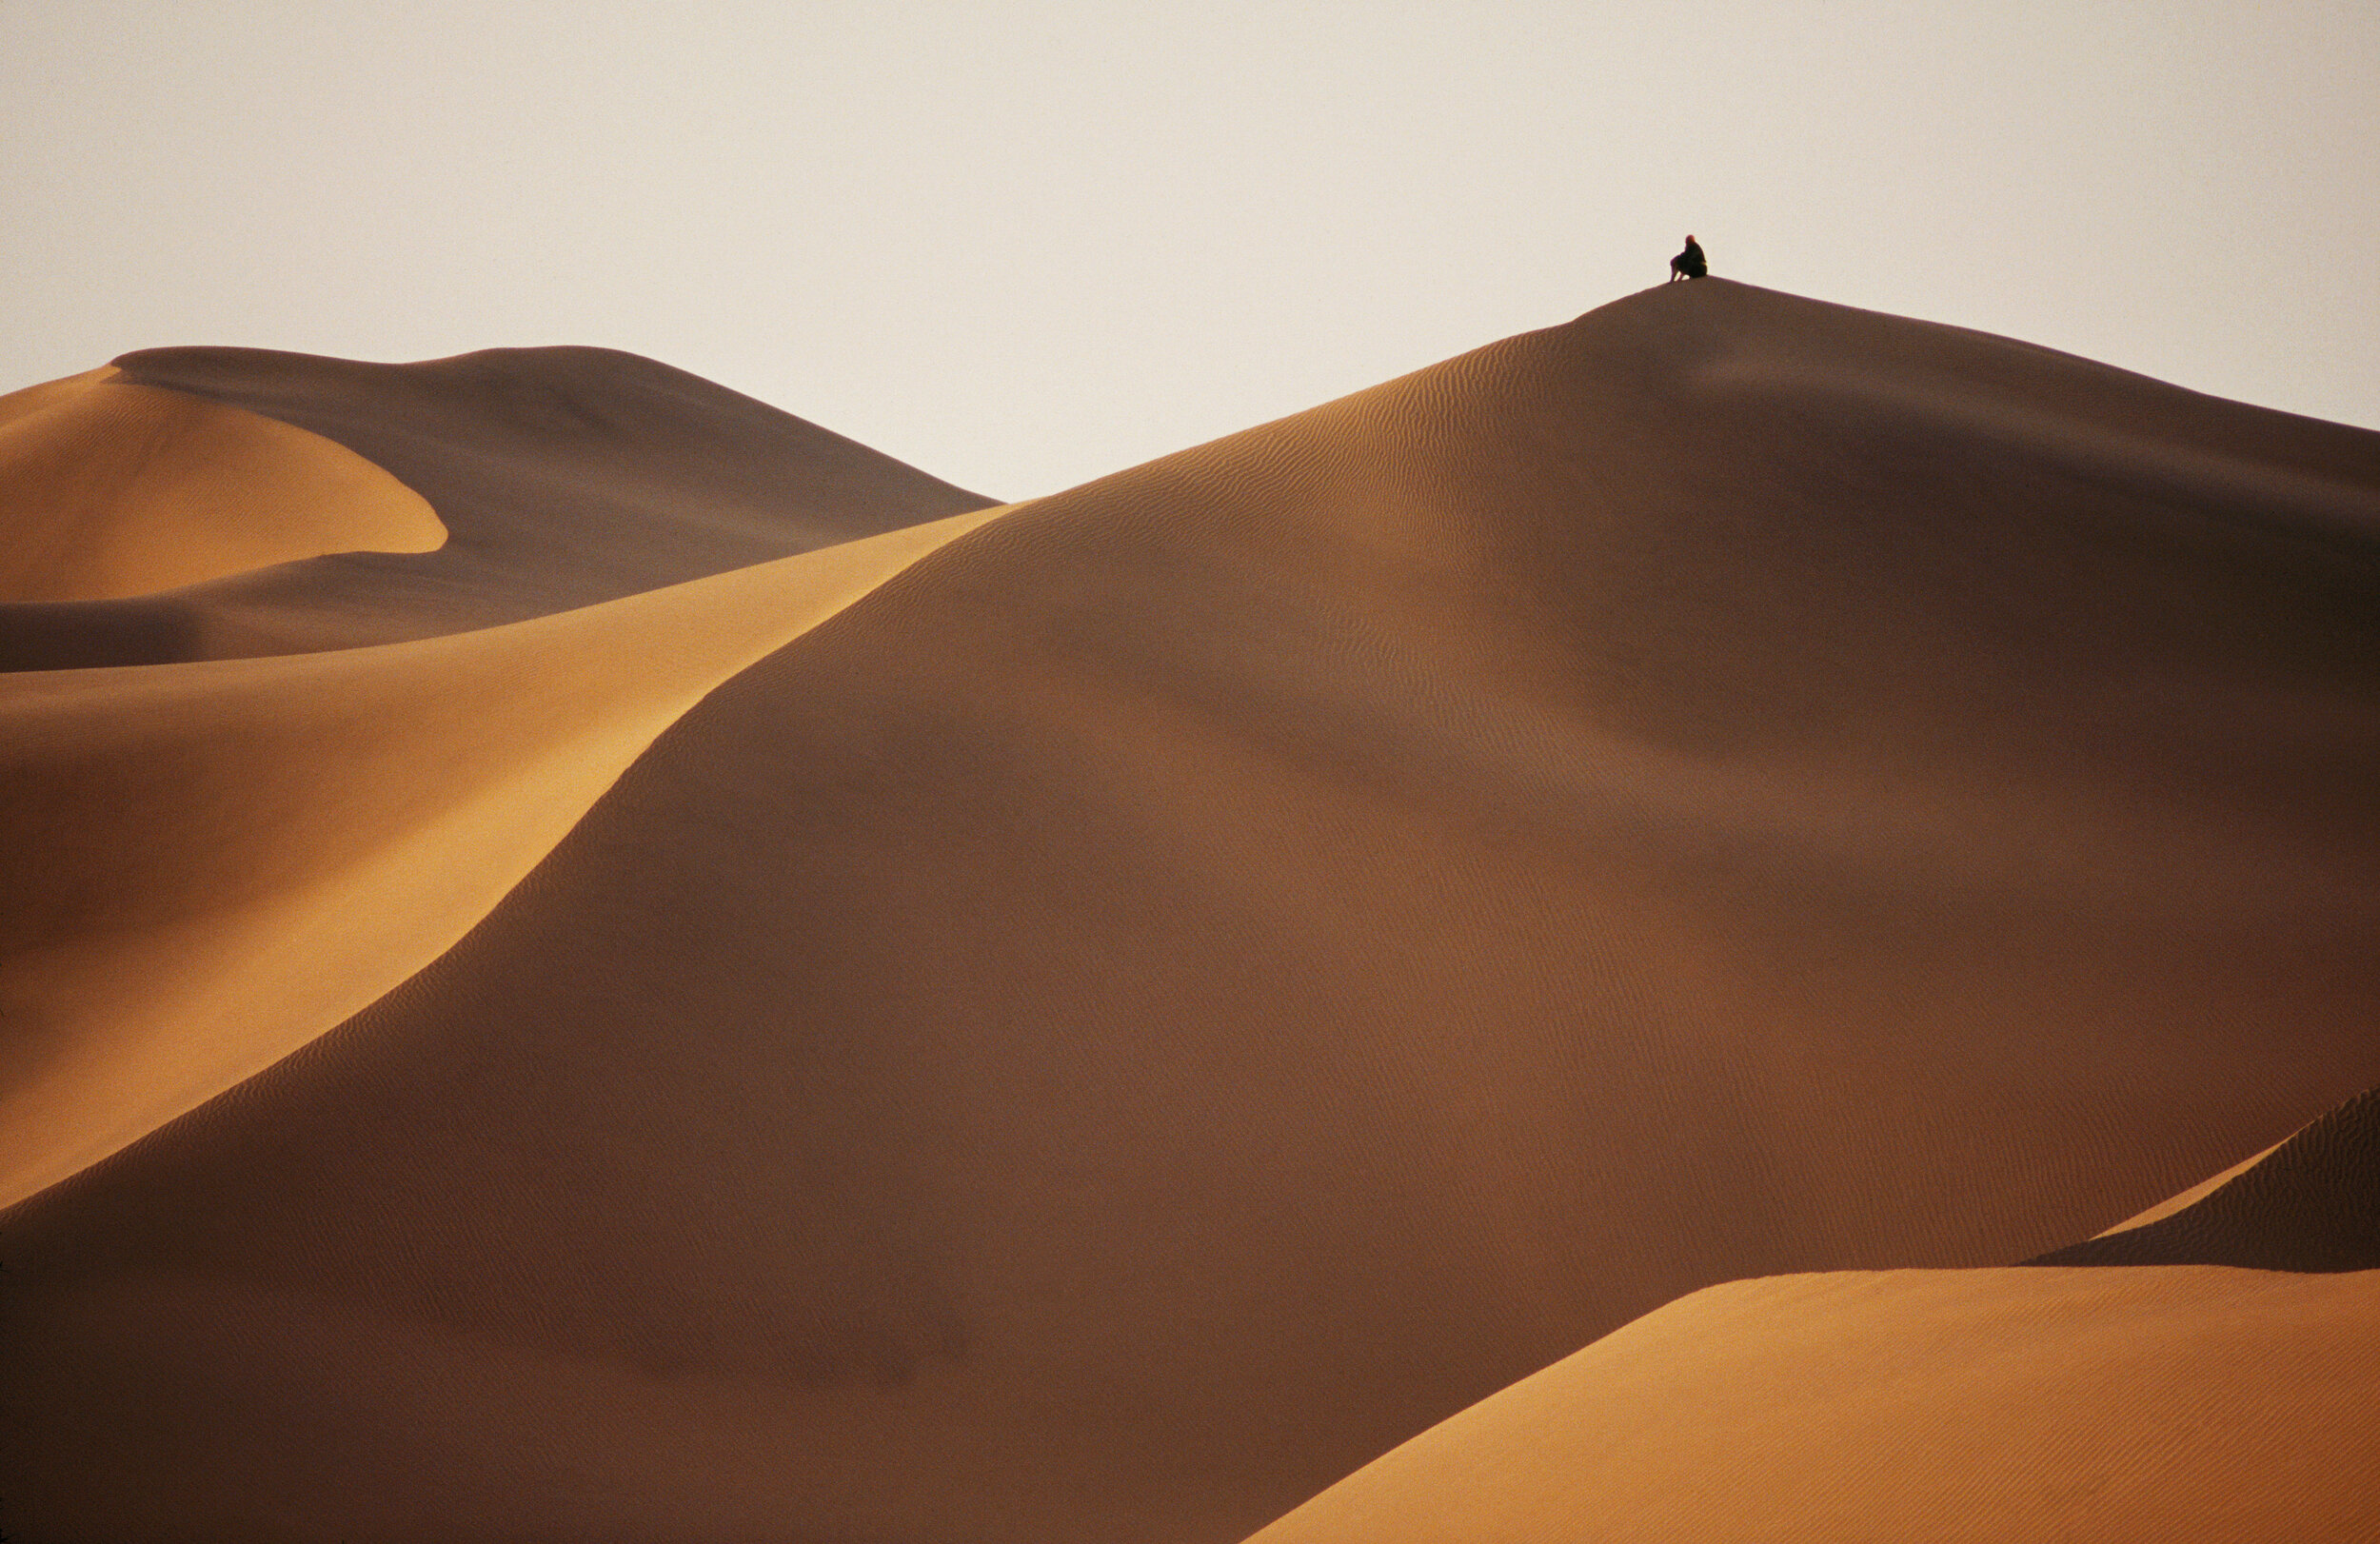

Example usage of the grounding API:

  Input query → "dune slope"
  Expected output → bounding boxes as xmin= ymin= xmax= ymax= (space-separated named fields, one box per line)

xmin=0 ymin=505 xmax=1006 ymax=1207
xmin=0 ymin=367 xmax=443 ymax=602
xmin=1251 ymin=1083 xmax=2380 ymax=1544
xmin=1242 ymin=1265 xmax=2380 ymax=1544
xmin=2 ymin=282 xmax=2376 ymax=1542
xmin=2030 ymin=1083 xmax=2380 ymax=1271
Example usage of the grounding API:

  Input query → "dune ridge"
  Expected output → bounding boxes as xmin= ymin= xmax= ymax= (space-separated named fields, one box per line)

xmin=0 ymin=366 xmax=122 ymax=428
xmin=1 ymin=281 xmax=2375 ymax=1541
xmin=2029 ymin=1083 xmax=2380 ymax=1272
xmin=1250 ymin=1083 xmax=2380 ymax=1543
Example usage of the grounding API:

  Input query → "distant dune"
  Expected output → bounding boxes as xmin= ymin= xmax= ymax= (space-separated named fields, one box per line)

xmin=0 ymin=343 xmax=995 ymax=667
xmin=0 ymin=366 xmax=443 ymax=603
xmin=2 ymin=282 xmax=2374 ymax=1541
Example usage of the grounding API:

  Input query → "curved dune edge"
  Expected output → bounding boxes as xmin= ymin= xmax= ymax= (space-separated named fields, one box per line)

xmin=2094 ymin=1137 xmax=2293 ymax=1237
xmin=1243 ymin=1266 xmax=2380 ymax=1543
xmin=0 ymin=501 xmax=1010 ymax=1205
xmin=80 ymin=344 xmax=1002 ymax=661
xmin=2030 ymin=1085 xmax=2380 ymax=1272
xmin=2087 ymin=1078 xmax=2370 ymax=1242
xmin=0 ymin=366 xmax=120 ymax=428
xmin=0 ymin=370 xmax=447 ymax=603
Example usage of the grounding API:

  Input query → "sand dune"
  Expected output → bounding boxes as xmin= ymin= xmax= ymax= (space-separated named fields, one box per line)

xmin=2030 ymin=1083 xmax=2379 ymax=1271
xmin=1 ymin=282 xmax=2375 ymax=1541
xmin=0 ymin=505 xmax=1004 ymax=1206
xmin=0 ymin=366 xmax=121 ymax=429
xmin=0 ymin=366 xmax=443 ymax=602
xmin=1244 ymin=1263 xmax=2380 ymax=1543
xmin=0 ymin=344 xmax=994 ymax=667
xmin=1251 ymin=1083 xmax=2380 ymax=1542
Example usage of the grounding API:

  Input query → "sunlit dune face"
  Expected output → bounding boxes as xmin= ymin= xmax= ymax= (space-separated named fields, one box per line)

xmin=0 ymin=502 xmax=1004 ymax=1206
xmin=1246 ymin=1265 xmax=2380 ymax=1543
xmin=0 ymin=368 xmax=445 ymax=603
xmin=0 ymin=366 xmax=121 ymax=429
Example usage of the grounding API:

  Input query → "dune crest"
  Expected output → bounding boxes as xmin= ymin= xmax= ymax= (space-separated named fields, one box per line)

xmin=0 ymin=366 xmax=121 ymax=427
xmin=0 ymin=344 xmax=998 ymax=669
xmin=1254 ymin=1081 xmax=2380 ymax=1542
xmin=0 ymin=370 xmax=444 ymax=602
xmin=2092 ymin=1137 xmax=2296 ymax=1237
xmin=108 ymin=343 xmax=1000 ymax=650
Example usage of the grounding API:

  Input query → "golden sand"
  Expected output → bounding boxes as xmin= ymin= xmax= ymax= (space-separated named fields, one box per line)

xmin=0 ymin=369 xmax=442 ymax=602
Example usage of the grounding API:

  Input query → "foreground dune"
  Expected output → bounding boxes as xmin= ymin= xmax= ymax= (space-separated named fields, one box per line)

xmin=1 ymin=282 xmax=2375 ymax=1541
xmin=1249 ymin=1083 xmax=2380 ymax=1543
xmin=1246 ymin=1264 xmax=2380 ymax=1543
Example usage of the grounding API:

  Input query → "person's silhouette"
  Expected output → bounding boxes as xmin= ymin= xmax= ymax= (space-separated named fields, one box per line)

xmin=1669 ymin=234 xmax=1708 ymax=282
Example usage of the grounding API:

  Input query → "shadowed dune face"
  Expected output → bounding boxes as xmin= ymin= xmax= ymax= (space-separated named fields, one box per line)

xmin=0 ymin=367 xmax=444 ymax=601
xmin=1 ymin=283 xmax=2377 ymax=1541
xmin=0 ymin=344 xmax=997 ymax=666
xmin=2029 ymin=1084 xmax=2380 ymax=1271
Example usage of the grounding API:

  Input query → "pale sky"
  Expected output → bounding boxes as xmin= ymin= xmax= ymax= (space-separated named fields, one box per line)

xmin=6 ymin=2 xmax=2373 ymax=499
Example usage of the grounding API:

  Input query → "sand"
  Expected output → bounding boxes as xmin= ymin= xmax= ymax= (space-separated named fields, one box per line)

xmin=0 ymin=343 xmax=995 ymax=667
xmin=1250 ymin=1083 xmax=2380 ymax=1542
xmin=1244 ymin=1263 xmax=2380 ymax=1543
xmin=1 ymin=281 xmax=2375 ymax=1541
xmin=2029 ymin=1084 xmax=2379 ymax=1271
xmin=0 ymin=504 xmax=1005 ymax=1206
xmin=0 ymin=366 xmax=443 ymax=602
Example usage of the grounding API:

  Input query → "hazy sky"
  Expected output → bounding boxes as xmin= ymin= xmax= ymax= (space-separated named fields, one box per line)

xmin=7 ymin=2 xmax=2373 ymax=498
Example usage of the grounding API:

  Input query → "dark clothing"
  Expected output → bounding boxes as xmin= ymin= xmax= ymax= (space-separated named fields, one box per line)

xmin=1669 ymin=239 xmax=1707 ymax=281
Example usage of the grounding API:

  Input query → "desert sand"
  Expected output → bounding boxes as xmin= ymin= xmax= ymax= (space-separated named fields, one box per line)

xmin=1249 ymin=1082 xmax=2380 ymax=1543
xmin=0 ymin=343 xmax=993 ymax=668
xmin=1245 ymin=1262 xmax=2380 ymax=1543
xmin=0 ymin=366 xmax=443 ymax=603
xmin=1 ymin=281 xmax=2374 ymax=1540
xmin=0 ymin=503 xmax=1006 ymax=1205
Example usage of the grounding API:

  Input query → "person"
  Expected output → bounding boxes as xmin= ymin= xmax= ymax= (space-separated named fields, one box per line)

xmin=1668 ymin=234 xmax=1708 ymax=282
